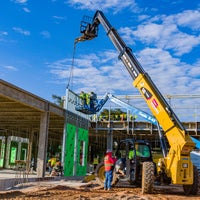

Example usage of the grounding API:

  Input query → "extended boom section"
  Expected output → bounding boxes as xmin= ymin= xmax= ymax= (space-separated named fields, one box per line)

xmin=75 ymin=10 xmax=198 ymax=193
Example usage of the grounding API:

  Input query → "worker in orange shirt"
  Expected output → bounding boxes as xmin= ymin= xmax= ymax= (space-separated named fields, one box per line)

xmin=104 ymin=149 xmax=117 ymax=191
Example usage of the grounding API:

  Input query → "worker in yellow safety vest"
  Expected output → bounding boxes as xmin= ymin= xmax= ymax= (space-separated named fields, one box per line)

xmin=47 ymin=156 xmax=57 ymax=175
xmin=79 ymin=91 xmax=86 ymax=105
xmin=128 ymin=145 xmax=143 ymax=159
xmin=85 ymin=93 xmax=90 ymax=106
xmin=93 ymin=155 xmax=99 ymax=170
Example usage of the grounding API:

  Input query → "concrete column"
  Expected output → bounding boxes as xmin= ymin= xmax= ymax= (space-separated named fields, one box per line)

xmin=61 ymin=123 xmax=66 ymax=167
xmin=3 ymin=136 xmax=7 ymax=168
xmin=37 ymin=105 xmax=49 ymax=177
xmin=107 ymin=121 xmax=113 ymax=151
xmin=27 ymin=129 xmax=33 ymax=172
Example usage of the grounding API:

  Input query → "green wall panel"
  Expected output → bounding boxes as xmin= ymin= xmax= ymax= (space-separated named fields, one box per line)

xmin=9 ymin=141 xmax=18 ymax=165
xmin=76 ymin=128 xmax=88 ymax=176
xmin=64 ymin=123 xmax=76 ymax=176
xmin=0 ymin=140 xmax=4 ymax=167
xmin=64 ymin=123 xmax=89 ymax=177
xmin=21 ymin=142 xmax=28 ymax=160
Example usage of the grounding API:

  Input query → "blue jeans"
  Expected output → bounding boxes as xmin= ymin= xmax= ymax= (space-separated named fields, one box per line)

xmin=104 ymin=170 xmax=113 ymax=189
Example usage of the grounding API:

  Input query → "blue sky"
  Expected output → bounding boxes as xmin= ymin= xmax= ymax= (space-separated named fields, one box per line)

xmin=1 ymin=0 xmax=200 ymax=121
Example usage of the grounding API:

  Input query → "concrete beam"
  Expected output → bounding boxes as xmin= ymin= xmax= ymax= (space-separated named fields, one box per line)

xmin=0 ymin=79 xmax=65 ymax=116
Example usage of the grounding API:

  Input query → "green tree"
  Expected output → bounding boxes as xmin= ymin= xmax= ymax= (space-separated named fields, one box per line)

xmin=52 ymin=95 xmax=64 ymax=107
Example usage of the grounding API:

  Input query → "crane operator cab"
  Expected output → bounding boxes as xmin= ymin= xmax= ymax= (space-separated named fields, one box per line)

xmin=128 ymin=144 xmax=151 ymax=159
xmin=114 ymin=139 xmax=155 ymax=185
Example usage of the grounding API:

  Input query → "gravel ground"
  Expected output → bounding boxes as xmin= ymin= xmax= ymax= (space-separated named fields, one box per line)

xmin=0 ymin=179 xmax=200 ymax=200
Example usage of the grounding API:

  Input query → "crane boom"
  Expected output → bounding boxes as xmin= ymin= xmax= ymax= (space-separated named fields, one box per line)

xmin=75 ymin=10 xmax=195 ymax=186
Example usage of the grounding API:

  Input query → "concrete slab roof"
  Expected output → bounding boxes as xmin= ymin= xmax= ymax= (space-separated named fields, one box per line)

xmin=0 ymin=79 xmax=65 ymax=140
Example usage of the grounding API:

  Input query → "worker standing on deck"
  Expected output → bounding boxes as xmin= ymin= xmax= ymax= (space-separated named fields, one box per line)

xmin=104 ymin=149 xmax=117 ymax=191
xmin=85 ymin=92 xmax=90 ymax=106
xmin=80 ymin=91 xmax=86 ymax=106
xmin=89 ymin=91 xmax=97 ymax=110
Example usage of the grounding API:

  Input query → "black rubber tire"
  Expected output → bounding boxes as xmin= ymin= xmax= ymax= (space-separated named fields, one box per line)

xmin=141 ymin=162 xmax=154 ymax=194
xmin=183 ymin=165 xmax=199 ymax=195
xmin=94 ymin=162 xmax=105 ymax=186
xmin=95 ymin=161 xmax=119 ymax=187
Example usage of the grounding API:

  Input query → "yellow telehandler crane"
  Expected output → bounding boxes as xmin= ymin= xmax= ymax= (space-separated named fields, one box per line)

xmin=75 ymin=10 xmax=198 ymax=195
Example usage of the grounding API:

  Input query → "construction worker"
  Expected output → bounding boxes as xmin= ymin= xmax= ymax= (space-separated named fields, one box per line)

xmin=104 ymin=149 xmax=117 ymax=191
xmin=47 ymin=155 xmax=57 ymax=175
xmin=128 ymin=144 xmax=143 ymax=159
xmin=93 ymin=155 xmax=99 ymax=170
xmin=128 ymin=145 xmax=134 ymax=160
xmin=89 ymin=92 xmax=97 ymax=110
xmin=115 ymin=158 xmax=125 ymax=176
xmin=85 ymin=92 xmax=90 ymax=106
xmin=51 ymin=158 xmax=63 ymax=176
xmin=79 ymin=91 xmax=86 ymax=106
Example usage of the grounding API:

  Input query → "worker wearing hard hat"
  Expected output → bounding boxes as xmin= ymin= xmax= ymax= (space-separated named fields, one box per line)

xmin=89 ymin=91 xmax=97 ymax=110
xmin=104 ymin=149 xmax=117 ymax=191
xmin=79 ymin=91 xmax=86 ymax=106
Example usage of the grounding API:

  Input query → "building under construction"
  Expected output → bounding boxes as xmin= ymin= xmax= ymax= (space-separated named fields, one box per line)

xmin=0 ymin=79 xmax=200 ymax=186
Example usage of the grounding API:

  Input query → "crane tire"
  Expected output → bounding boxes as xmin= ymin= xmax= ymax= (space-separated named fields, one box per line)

xmin=95 ymin=162 xmax=105 ymax=187
xmin=141 ymin=161 xmax=154 ymax=194
xmin=183 ymin=165 xmax=199 ymax=195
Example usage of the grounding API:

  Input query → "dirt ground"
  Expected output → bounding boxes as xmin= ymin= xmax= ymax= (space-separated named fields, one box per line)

xmin=0 ymin=180 xmax=200 ymax=200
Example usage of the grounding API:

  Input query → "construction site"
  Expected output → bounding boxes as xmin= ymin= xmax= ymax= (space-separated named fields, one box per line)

xmin=1 ymin=80 xmax=200 ymax=199
xmin=1 ymin=9 xmax=200 ymax=200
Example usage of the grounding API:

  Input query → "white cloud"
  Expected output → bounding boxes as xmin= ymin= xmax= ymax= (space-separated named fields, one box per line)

xmin=119 ymin=10 xmax=200 ymax=56
xmin=40 ymin=31 xmax=51 ymax=39
xmin=12 ymin=27 xmax=30 ymax=36
xmin=48 ymin=46 xmax=200 ymax=96
xmin=4 ymin=65 xmax=18 ymax=71
xmin=14 ymin=0 xmax=28 ymax=4
xmin=167 ymin=33 xmax=200 ymax=56
xmin=23 ymin=7 xmax=30 ymax=13
xmin=53 ymin=16 xmax=65 ymax=20
xmin=175 ymin=10 xmax=200 ymax=30
xmin=189 ymin=64 xmax=200 ymax=77
xmin=1 ymin=65 xmax=18 ymax=71
xmin=65 ymin=0 xmax=136 ymax=12
xmin=0 ymin=31 xmax=8 ymax=36
xmin=13 ymin=0 xmax=30 ymax=13
xmin=48 ymin=50 xmax=132 ymax=94
xmin=47 ymin=46 xmax=200 ymax=122
xmin=52 ymin=15 xmax=66 ymax=24
xmin=137 ymin=47 xmax=200 ymax=95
